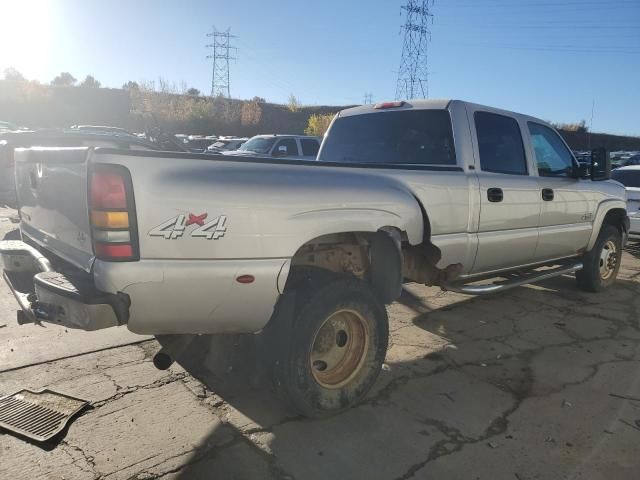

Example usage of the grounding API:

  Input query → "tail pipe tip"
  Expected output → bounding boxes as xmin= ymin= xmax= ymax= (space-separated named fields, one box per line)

xmin=152 ymin=352 xmax=174 ymax=371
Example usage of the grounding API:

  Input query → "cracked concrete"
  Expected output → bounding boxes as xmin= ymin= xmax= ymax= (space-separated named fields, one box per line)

xmin=2 ymin=208 xmax=640 ymax=479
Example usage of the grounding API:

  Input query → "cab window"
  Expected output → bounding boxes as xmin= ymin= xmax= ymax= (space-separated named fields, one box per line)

xmin=475 ymin=112 xmax=527 ymax=175
xmin=301 ymin=139 xmax=320 ymax=156
xmin=274 ymin=138 xmax=299 ymax=156
xmin=318 ymin=109 xmax=456 ymax=166
xmin=528 ymin=122 xmax=575 ymax=177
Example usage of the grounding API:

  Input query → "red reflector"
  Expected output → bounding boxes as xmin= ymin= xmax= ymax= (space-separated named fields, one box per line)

xmin=91 ymin=172 xmax=127 ymax=209
xmin=94 ymin=243 xmax=133 ymax=259
xmin=236 ymin=275 xmax=255 ymax=284
xmin=374 ymin=101 xmax=405 ymax=109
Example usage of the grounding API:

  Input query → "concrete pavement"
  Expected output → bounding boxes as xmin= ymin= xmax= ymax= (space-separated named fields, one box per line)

xmin=1 ymin=207 xmax=640 ymax=479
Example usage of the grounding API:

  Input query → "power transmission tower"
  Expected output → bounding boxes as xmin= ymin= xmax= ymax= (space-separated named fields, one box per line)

xmin=206 ymin=27 xmax=237 ymax=98
xmin=364 ymin=92 xmax=373 ymax=104
xmin=395 ymin=0 xmax=433 ymax=101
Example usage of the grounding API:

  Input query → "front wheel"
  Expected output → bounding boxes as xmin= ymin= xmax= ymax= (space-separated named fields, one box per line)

xmin=268 ymin=277 xmax=389 ymax=418
xmin=576 ymin=225 xmax=622 ymax=292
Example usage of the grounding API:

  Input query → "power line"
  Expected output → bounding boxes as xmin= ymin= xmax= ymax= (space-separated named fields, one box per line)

xmin=396 ymin=0 xmax=434 ymax=101
xmin=206 ymin=27 xmax=237 ymax=98
xmin=363 ymin=92 xmax=374 ymax=104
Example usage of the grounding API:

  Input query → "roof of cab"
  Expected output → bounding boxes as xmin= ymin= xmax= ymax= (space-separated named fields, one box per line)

xmin=338 ymin=99 xmax=551 ymax=128
xmin=339 ymin=99 xmax=451 ymax=117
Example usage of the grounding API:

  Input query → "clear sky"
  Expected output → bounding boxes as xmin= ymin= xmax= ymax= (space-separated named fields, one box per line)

xmin=1 ymin=0 xmax=638 ymax=135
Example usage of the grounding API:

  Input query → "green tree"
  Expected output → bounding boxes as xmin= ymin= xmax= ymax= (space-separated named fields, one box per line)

xmin=251 ymin=96 xmax=266 ymax=103
xmin=305 ymin=113 xmax=335 ymax=136
xmin=287 ymin=94 xmax=300 ymax=112
xmin=51 ymin=72 xmax=77 ymax=86
xmin=3 ymin=67 xmax=25 ymax=82
xmin=186 ymin=87 xmax=201 ymax=96
xmin=80 ymin=75 xmax=101 ymax=88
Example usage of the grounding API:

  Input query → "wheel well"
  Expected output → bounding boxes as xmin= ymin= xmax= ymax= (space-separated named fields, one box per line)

xmin=602 ymin=208 xmax=628 ymax=234
xmin=287 ymin=230 xmax=404 ymax=303
xmin=286 ymin=219 xmax=459 ymax=303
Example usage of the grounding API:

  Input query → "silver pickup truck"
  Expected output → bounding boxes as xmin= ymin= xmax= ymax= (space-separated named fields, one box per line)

xmin=0 ymin=99 xmax=628 ymax=417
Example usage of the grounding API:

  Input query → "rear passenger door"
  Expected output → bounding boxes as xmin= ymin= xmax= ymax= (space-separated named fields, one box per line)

xmin=526 ymin=122 xmax=594 ymax=261
xmin=300 ymin=138 xmax=320 ymax=158
xmin=471 ymin=111 xmax=541 ymax=274
xmin=273 ymin=138 xmax=299 ymax=157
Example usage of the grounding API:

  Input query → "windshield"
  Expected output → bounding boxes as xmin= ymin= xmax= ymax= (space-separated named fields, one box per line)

xmin=238 ymin=137 xmax=276 ymax=154
xmin=612 ymin=169 xmax=640 ymax=188
xmin=318 ymin=109 xmax=456 ymax=165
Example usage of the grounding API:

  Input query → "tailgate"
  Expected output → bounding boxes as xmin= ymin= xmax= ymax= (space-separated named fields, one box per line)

xmin=15 ymin=147 xmax=94 ymax=272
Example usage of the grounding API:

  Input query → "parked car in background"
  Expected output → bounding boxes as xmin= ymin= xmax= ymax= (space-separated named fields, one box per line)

xmin=612 ymin=165 xmax=640 ymax=239
xmin=185 ymin=135 xmax=218 ymax=153
xmin=207 ymin=137 xmax=248 ymax=153
xmin=69 ymin=125 xmax=137 ymax=138
xmin=0 ymin=129 xmax=166 ymax=207
xmin=622 ymin=153 xmax=640 ymax=167
xmin=224 ymin=134 xmax=321 ymax=160
xmin=573 ymin=151 xmax=591 ymax=165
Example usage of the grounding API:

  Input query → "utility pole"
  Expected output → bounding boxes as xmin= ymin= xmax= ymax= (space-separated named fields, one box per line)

xmin=395 ymin=0 xmax=433 ymax=101
xmin=206 ymin=27 xmax=237 ymax=98
xmin=363 ymin=92 xmax=373 ymax=104
xmin=588 ymin=98 xmax=595 ymax=150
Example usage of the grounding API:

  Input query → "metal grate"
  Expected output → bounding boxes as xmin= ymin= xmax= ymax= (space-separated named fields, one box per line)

xmin=0 ymin=389 xmax=88 ymax=442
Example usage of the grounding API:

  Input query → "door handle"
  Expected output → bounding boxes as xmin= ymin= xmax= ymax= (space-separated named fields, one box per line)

xmin=542 ymin=188 xmax=554 ymax=201
xmin=487 ymin=188 xmax=503 ymax=203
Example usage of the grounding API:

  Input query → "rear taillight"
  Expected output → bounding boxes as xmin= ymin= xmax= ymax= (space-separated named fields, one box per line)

xmin=89 ymin=165 xmax=139 ymax=261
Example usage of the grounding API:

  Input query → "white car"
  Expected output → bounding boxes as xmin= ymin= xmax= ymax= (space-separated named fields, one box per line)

xmin=223 ymin=134 xmax=321 ymax=160
xmin=207 ymin=137 xmax=248 ymax=153
xmin=612 ymin=166 xmax=640 ymax=238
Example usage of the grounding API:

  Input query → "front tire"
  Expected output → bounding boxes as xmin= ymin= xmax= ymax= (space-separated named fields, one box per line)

xmin=268 ymin=277 xmax=388 ymax=418
xmin=576 ymin=224 xmax=622 ymax=292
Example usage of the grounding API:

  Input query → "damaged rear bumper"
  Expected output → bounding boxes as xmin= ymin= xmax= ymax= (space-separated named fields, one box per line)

xmin=0 ymin=240 xmax=129 ymax=330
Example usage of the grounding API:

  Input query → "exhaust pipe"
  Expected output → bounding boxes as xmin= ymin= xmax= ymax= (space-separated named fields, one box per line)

xmin=153 ymin=334 xmax=197 ymax=370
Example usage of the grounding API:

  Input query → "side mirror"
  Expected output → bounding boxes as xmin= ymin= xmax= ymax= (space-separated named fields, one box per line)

xmin=575 ymin=163 xmax=590 ymax=179
xmin=591 ymin=147 xmax=611 ymax=181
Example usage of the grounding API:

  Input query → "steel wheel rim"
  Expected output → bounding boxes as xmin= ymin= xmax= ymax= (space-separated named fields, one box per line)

xmin=310 ymin=309 xmax=369 ymax=389
xmin=599 ymin=240 xmax=617 ymax=280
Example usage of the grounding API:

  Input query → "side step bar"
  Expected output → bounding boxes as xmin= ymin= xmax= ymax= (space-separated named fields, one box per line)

xmin=442 ymin=262 xmax=583 ymax=296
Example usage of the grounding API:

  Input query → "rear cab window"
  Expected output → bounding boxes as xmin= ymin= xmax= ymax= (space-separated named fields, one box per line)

xmin=318 ymin=109 xmax=456 ymax=166
xmin=474 ymin=111 xmax=527 ymax=175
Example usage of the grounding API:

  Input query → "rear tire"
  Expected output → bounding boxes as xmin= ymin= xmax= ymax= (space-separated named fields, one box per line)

xmin=265 ymin=277 xmax=388 ymax=418
xmin=576 ymin=224 xmax=622 ymax=292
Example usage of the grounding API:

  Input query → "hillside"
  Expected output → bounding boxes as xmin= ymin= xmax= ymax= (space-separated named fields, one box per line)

xmin=1 ymin=80 xmax=638 ymax=150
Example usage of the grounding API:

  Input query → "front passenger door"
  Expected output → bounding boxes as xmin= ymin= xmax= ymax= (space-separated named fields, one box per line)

xmin=527 ymin=122 xmax=594 ymax=261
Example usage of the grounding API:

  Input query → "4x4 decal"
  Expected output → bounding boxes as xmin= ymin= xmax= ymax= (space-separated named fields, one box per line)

xmin=149 ymin=213 xmax=227 ymax=240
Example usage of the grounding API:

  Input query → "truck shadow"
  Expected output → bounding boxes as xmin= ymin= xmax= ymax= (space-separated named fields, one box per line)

xmin=170 ymin=272 xmax=640 ymax=479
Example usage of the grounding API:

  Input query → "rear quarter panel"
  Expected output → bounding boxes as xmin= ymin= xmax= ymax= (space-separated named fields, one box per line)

xmin=93 ymin=150 xmax=425 ymax=261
